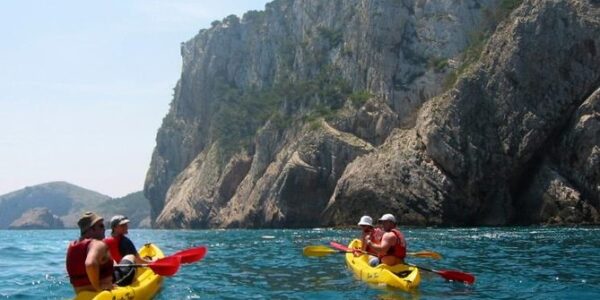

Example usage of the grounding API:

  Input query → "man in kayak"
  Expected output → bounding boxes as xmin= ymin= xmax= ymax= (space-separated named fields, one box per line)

xmin=354 ymin=215 xmax=383 ymax=266
xmin=66 ymin=211 xmax=114 ymax=292
xmin=364 ymin=213 xmax=406 ymax=266
xmin=104 ymin=215 xmax=152 ymax=286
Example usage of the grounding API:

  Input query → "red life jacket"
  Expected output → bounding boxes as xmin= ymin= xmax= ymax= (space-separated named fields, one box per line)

xmin=104 ymin=235 xmax=122 ymax=262
xmin=66 ymin=239 xmax=114 ymax=287
xmin=383 ymin=228 xmax=407 ymax=259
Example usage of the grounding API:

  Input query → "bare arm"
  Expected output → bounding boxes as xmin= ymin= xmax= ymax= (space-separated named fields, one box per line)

xmin=368 ymin=232 xmax=396 ymax=254
xmin=360 ymin=232 xmax=369 ymax=251
xmin=134 ymin=253 xmax=152 ymax=264
xmin=85 ymin=240 xmax=107 ymax=291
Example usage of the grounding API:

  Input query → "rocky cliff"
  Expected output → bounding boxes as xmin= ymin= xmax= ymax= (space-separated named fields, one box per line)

xmin=145 ymin=0 xmax=600 ymax=228
xmin=9 ymin=207 xmax=64 ymax=229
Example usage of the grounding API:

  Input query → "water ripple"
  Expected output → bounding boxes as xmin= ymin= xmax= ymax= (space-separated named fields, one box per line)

xmin=0 ymin=228 xmax=599 ymax=299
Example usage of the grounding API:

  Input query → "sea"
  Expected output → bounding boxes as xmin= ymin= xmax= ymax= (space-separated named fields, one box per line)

xmin=0 ymin=227 xmax=599 ymax=299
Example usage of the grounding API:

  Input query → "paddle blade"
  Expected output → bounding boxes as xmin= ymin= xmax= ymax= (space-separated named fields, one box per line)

xmin=303 ymin=245 xmax=338 ymax=257
xmin=408 ymin=251 xmax=443 ymax=260
xmin=438 ymin=269 xmax=476 ymax=284
xmin=172 ymin=246 xmax=207 ymax=264
xmin=148 ymin=255 xmax=181 ymax=276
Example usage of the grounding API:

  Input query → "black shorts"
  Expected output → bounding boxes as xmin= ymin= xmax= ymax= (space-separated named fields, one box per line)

xmin=114 ymin=258 xmax=136 ymax=286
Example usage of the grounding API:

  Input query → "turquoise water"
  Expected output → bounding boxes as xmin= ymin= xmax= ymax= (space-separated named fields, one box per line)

xmin=0 ymin=227 xmax=599 ymax=299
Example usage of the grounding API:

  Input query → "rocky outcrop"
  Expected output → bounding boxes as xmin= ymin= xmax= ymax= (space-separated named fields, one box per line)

xmin=146 ymin=0 xmax=600 ymax=228
xmin=323 ymin=128 xmax=449 ymax=226
xmin=0 ymin=182 xmax=111 ymax=228
xmin=515 ymin=88 xmax=600 ymax=224
xmin=326 ymin=0 xmax=600 ymax=226
xmin=0 ymin=183 xmax=151 ymax=228
xmin=155 ymin=118 xmax=375 ymax=228
xmin=9 ymin=208 xmax=64 ymax=229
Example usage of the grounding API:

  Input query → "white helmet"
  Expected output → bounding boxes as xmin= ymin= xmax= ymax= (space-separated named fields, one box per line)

xmin=357 ymin=215 xmax=374 ymax=226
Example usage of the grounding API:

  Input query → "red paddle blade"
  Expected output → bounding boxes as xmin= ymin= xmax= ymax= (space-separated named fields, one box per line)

xmin=438 ymin=269 xmax=476 ymax=284
xmin=329 ymin=241 xmax=351 ymax=252
xmin=172 ymin=246 xmax=207 ymax=264
xmin=148 ymin=255 xmax=181 ymax=276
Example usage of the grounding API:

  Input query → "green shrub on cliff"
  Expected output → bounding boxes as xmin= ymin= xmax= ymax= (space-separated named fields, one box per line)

xmin=211 ymin=68 xmax=354 ymax=156
xmin=443 ymin=0 xmax=523 ymax=90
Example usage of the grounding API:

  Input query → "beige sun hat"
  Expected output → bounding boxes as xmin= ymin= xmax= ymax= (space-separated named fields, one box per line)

xmin=77 ymin=211 xmax=104 ymax=234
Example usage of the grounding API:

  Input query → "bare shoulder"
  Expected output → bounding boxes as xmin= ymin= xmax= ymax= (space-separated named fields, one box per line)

xmin=383 ymin=232 xmax=397 ymax=241
xmin=89 ymin=239 xmax=108 ymax=250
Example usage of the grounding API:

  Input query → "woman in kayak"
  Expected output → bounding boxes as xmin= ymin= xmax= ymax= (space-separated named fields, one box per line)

xmin=364 ymin=213 xmax=407 ymax=266
xmin=354 ymin=215 xmax=383 ymax=266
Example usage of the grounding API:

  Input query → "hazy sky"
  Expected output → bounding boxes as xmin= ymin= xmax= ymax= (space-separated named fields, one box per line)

xmin=0 ymin=0 xmax=269 ymax=197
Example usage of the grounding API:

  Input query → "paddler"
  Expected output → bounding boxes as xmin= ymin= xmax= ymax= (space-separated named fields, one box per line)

xmin=66 ymin=212 xmax=114 ymax=292
xmin=104 ymin=215 xmax=152 ymax=286
xmin=364 ymin=213 xmax=407 ymax=266
xmin=354 ymin=215 xmax=383 ymax=266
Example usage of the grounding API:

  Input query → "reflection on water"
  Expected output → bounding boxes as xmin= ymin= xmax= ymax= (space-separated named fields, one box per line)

xmin=0 ymin=227 xmax=599 ymax=299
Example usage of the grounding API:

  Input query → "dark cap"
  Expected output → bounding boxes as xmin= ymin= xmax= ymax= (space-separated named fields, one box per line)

xmin=110 ymin=215 xmax=130 ymax=229
xmin=77 ymin=211 xmax=103 ymax=234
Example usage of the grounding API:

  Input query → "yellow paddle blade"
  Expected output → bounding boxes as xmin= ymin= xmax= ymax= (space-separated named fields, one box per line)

xmin=303 ymin=245 xmax=338 ymax=257
xmin=408 ymin=250 xmax=443 ymax=260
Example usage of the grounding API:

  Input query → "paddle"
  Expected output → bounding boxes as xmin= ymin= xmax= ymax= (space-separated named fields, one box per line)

xmin=303 ymin=244 xmax=441 ymax=259
xmin=410 ymin=250 xmax=442 ymax=260
xmin=303 ymin=245 xmax=340 ymax=256
xmin=115 ymin=255 xmax=181 ymax=276
xmin=329 ymin=241 xmax=475 ymax=284
xmin=406 ymin=263 xmax=475 ymax=284
xmin=329 ymin=241 xmax=362 ymax=253
xmin=169 ymin=245 xmax=207 ymax=264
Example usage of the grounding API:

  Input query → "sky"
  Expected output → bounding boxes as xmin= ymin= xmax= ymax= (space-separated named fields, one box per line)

xmin=0 ymin=0 xmax=270 ymax=198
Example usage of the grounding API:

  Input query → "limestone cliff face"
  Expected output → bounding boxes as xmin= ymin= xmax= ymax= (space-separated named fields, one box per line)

xmin=325 ymin=0 xmax=600 ymax=226
xmin=145 ymin=0 xmax=600 ymax=228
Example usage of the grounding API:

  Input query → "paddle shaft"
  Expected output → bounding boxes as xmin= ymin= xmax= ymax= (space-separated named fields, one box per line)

xmin=115 ymin=263 xmax=152 ymax=268
xmin=329 ymin=241 xmax=440 ymax=258
xmin=406 ymin=263 xmax=435 ymax=274
xmin=305 ymin=244 xmax=440 ymax=260
xmin=116 ymin=255 xmax=181 ymax=276
xmin=406 ymin=263 xmax=475 ymax=284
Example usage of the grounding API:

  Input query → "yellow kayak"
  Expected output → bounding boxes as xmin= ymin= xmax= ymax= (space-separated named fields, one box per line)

xmin=73 ymin=243 xmax=164 ymax=300
xmin=344 ymin=239 xmax=420 ymax=291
